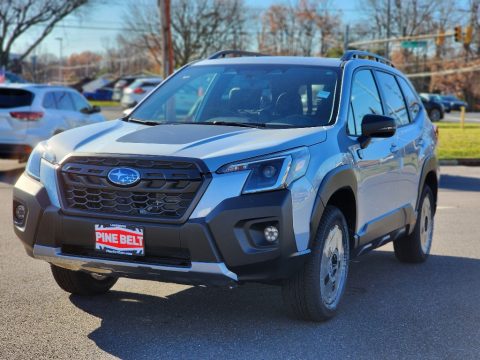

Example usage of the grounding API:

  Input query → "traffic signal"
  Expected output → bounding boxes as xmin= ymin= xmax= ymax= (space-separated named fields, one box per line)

xmin=454 ymin=26 xmax=462 ymax=42
xmin=464 ymin=26 xmax=473 ymax=45
xmin=436 ymin=31 xmax=445 ymax=46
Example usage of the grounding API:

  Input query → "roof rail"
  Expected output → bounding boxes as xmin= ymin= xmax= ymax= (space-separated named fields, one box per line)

xmin=340 ymin=50 xmax=395 ymax=68
xmin=208 ymin=50 xmax=269 ymax=60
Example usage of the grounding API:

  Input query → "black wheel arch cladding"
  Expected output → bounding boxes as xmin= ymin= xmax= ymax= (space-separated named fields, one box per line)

xmin=309 ymin=165 xmax=357 ymax=249
xmin=417 ymin=155 xmax=439 ymax=212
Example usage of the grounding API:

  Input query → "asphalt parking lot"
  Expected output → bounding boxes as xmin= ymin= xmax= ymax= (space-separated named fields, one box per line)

xmin=0 ymin=163 xmax=479 ymax=359
xmin=101 ymin=106 xmax=123 ymax=121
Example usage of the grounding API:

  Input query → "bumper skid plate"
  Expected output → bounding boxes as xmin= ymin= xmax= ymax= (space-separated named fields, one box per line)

xmin=33 ymin=244 xmax=238 ymax=285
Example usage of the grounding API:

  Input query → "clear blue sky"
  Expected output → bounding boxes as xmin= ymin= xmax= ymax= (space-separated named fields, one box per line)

xmin=12 ymin=0 xmax=360 ymax=59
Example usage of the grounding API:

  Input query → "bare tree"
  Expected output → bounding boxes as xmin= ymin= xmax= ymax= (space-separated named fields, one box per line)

xmin=360 ymin=0 xmax=440 ymax=38
xmin=65 ymin=51 xmax=102 ymax=81
xmin=469 ymin=0 xmax=480 ymax=56
xmin=258 ymin=0 xmax=341 ymax=56
xmin=122 ymin=0 xmax=249 ymax=68
xmin=121 ymin=1 xmax=163 ymax=68
xmin=0 ymin=0 xmax=89 ymax=68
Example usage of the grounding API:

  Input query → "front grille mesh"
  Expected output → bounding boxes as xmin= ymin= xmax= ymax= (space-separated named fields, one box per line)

xmin=58 ymin=156 xmax=205 ymax=221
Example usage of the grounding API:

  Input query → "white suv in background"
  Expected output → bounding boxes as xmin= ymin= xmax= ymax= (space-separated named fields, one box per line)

xmin=120 ymin=77 xmax=162 ymax=108
xmin=0 ymin=84 xmax=106 ymax=160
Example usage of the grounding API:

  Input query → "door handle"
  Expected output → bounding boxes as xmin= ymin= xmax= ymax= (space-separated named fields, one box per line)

xmin=390 ymin=144 xmax=399 ymax=153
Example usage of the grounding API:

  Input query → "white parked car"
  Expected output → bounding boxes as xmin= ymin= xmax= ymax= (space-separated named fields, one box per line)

xmin=120 ymin=77 xmax=162 ymax=108
xmin=0 ymin=84 xmax=106 ymax=160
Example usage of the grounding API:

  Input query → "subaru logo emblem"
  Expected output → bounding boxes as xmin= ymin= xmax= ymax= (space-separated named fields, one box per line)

xmin=107 ymin=168 xmax=141 ymax=187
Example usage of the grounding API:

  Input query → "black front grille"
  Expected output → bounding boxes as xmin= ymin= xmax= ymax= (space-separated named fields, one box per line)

xmin=58 ymin=156 xmax=207 ymax=222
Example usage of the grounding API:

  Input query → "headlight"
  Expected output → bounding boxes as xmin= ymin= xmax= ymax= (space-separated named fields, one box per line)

xmin=217 ymin=147 xmax=310 ymax=194
xmin=26 ymin=142 xmax=56 ymax=180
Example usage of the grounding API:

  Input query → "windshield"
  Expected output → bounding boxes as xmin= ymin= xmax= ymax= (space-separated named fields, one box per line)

xmin=129 ymin=64 xmax=340 ymax=128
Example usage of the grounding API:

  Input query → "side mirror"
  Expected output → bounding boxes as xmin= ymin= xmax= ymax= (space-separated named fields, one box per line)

xmin=81 ymin=105 xmax=101 ymax=114
xmin=359 ymin=114 xmax=396 ymax=149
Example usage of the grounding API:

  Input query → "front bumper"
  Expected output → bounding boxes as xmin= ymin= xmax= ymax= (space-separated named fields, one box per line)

xmin=13 ymin=173 xmax=308 ymax=286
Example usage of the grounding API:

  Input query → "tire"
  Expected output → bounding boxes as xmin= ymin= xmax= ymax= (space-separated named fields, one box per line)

xmin=394 ymin=186 xmax=434 ymax=263
xmin=429 ymin=108 xmax=441 ymax=122
xmin=282 ymin=206 xmax=350 ymax=322
xmin=51 ymin=265 xmax=117 ymax=295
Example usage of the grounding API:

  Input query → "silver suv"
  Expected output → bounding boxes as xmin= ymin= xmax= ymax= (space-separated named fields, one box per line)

xmin=13 ymin=51 xmax=439 ymax=321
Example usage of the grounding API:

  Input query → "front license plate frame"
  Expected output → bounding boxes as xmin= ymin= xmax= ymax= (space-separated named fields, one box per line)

xmin=94 ymin=224 xmax=145 ymax=256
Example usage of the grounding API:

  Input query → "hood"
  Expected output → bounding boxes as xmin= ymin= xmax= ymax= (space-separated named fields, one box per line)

xmin=47 ymin=120 xmax=327 ymax=171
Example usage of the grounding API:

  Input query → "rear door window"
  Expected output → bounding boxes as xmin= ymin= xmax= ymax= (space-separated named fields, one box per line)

xmin=43 ymin=92 xmax=57 ymax=109
xmin=54 ymin=91 xmax=75 ymax=111
xmin=0 ymin=88 xmax=33 ymax=108
xmin=375 ymin=71 xmax=410 ymax=126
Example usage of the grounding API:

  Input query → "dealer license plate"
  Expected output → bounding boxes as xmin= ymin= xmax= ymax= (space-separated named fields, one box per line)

xmin=94 ymin=224 xmax=144 ymax=256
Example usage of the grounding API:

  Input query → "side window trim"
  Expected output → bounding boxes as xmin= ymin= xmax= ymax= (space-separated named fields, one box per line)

xmin=347 ymin=66 xmax=385 ymax=137
xmin=349 ymin=102 xmax=356 ymax=135
xmin=373 ymin=69 xmax=412 ymax=128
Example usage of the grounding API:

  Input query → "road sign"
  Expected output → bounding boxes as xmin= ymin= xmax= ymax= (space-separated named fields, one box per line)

xmin=401 ymin=41 xmax=428 ymax=48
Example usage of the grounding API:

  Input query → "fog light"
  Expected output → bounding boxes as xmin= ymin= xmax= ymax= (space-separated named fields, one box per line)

xmin=264 ymin=226 xmax=279 ymax=242
xmin=15 ymin=204 xmax=26 ymax=222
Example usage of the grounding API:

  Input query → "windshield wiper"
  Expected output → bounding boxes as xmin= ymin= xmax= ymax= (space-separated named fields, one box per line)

xmin=124 ymin=118 xmax=269 ymax=128
xmin=205 ymin=121 xmax=267 ymax=128
xmin=125 ymin=117 xmax=162 ymax=126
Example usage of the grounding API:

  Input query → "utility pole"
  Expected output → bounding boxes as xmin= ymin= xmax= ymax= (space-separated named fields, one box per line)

xmin=385 ymin=0 xmax=391 ymax=58
xmin=158 ymin=0 xmax=174 ymax=78
xmin=55 ymin=37 xmax=63 ymax=84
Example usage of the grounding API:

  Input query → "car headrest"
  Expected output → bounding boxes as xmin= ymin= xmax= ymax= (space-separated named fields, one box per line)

xmin=275 ymin=91 xmax=303 ymax=117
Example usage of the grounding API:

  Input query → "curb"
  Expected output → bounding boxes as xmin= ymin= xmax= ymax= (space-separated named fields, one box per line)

xmin=439 ymin=159 xmax=480 ymax=166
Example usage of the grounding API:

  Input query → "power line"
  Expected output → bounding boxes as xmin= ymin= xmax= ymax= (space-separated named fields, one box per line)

xmin=407 ymin=64 xmax=480 ymax=78
xmin=349 ymin=31 xmax=455 ymax=47
xmin=53 ymin=24 xmax=145 ymax=32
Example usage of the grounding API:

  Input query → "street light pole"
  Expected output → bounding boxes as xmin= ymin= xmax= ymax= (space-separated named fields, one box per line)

xmin=385 ymin=0 xmax=391 ymax=58
xmin=55 ymin=37 xmax=63 ymax=84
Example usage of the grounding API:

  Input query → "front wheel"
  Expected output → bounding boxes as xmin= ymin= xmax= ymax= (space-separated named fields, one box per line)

xmin=282 ymin=206 xmax=350 ymax=322
xmin=394 ymin=186 xmax=435 ymax=263
xmin=51 ymin=265 xmax=117 ymax=295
